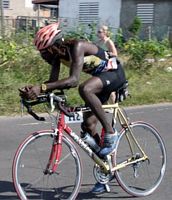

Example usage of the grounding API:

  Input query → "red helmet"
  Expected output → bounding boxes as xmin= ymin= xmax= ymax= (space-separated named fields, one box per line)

xmin=34 ymin=22 xmax=62 ymax=50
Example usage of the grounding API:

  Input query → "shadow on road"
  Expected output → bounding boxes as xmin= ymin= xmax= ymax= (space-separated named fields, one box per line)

xmin=0 ymin=181 xmax=133 ymax=200
xmin=77 ymin=183 xmax=133 ymax=200
xmin=0 ymin=181 xmax=17 ymax=199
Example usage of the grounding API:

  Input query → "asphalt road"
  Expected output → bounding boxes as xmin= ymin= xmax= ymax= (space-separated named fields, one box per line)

xmin=0 ymin=103 xmax=172 ymax=200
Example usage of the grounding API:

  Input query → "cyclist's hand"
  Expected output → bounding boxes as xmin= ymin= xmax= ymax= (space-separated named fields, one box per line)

xmin=19 ymin=85 xmax=41 ymax=100
xmin=19 ymin=85 xmax=32 ymax=99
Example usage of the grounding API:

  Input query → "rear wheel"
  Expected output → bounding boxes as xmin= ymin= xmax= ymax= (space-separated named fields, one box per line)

xmin=114 ymin=122 xmax=166 ymax=196
xmin=12 ymin=130 xmax=82 ymax=200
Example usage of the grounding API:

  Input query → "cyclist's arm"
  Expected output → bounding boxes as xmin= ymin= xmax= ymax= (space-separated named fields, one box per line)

xmin=106 ymin=39 xmax=118 ymax=57
xmin=46 ymin=59 xmax=61 ymax=83
xmin=43 ymin=41 xmax=102 ymax=92
xmin=44 ymin=41 xmax=85 ymax=91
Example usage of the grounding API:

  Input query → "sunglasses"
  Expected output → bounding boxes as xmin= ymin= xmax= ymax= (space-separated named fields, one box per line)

xmin=40 ymin=46 xmax=53 ymax=53
xmin=40 ymin=46 xmax=59 ymax=55
xmin=98 ymin=30 xmax=103 ymax=33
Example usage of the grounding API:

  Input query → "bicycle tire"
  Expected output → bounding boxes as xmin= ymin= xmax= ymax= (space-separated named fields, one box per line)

xmin=114 ymin=121 xmax=166 ymax=197
xmin=12 ymin=130 xmax=82 ymax=200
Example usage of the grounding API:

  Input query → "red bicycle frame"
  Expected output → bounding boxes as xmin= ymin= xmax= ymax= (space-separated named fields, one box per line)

xmin=45 ymin=110 xmax=108 ymax=174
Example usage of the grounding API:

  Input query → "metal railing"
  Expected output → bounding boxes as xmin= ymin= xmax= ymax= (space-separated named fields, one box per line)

xmin=0 ymin=16 xmax=171 ymax=42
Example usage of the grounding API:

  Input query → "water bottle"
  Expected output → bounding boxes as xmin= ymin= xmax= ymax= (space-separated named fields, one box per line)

xmin=81 ymin=132 xmax=101 ymax=153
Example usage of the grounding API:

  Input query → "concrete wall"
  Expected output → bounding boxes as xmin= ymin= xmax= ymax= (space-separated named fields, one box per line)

xmin=59 ymin=0 xmax=122 ymax=33
xmin=154 ymin=0 xmax=172 ymax=27
xmin=120 ymin=0 xmax=172 ymax=39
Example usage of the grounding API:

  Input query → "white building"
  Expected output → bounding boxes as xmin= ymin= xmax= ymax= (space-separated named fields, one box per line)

xmin=2 ymin=0 xmax=51 ymax=33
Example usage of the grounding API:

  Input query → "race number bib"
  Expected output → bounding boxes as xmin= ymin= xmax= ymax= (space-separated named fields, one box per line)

xmin=107 ymin=57 xmax=118 ymax=70
xmin=65 ymin=111 xmax=83 ymax=124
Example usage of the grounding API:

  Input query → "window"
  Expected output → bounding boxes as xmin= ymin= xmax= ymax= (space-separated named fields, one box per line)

xmin=51 ymin=8 xmax=58 ymax=18
xmin=3 ymin=0 xmax=10 ymax=9
xmin=137 ymin=3 xmax=154 ymax=24
xmin=79 ymin=2 xmax=99 ymax=24
xmin=32 ymin=20 xmax=37 ymax=28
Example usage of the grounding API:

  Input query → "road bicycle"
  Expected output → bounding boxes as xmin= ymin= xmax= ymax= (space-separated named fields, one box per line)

xmin=12 ymin=82 xmax=167 ymax=200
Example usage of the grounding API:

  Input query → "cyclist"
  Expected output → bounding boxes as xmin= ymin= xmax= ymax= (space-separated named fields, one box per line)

xmin=19 ymin=22 xmax=126 ymax=194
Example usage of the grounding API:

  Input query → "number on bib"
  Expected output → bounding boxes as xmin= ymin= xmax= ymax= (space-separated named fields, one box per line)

xmin=64 ymin=111 xmax=83 ymax=124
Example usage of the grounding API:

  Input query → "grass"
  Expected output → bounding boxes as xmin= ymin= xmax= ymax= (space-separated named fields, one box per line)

xmin=125 ymin=68 xmax=172 ymax=105
xmin=0 ymin=56 xmax=172 ymax=116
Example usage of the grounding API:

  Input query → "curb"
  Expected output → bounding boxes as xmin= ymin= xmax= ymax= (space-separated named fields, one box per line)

xmin=0 ymin=102 xmax=172 ymax=120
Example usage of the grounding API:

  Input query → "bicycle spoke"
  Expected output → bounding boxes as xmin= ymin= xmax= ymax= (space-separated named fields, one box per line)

xmin=58 ymin=152 xmax=71 ymax=164
xmin=13 ymin=132 xmax=82 ymax=200
xmin=114 ymin=122 xmax=166 ymax=196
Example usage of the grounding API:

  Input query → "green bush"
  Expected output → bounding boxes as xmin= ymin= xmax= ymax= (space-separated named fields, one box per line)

xmin=64 ymin=22 xmax=98 ymax=42
xmin=123 ymin=37 xmax=171 ymax=71
xmin=128 ymin=16 xmax=142 ymax=37
xmin=0 ymin=33 xmax=51 ymax=114
xmin=115 ymin=28 xmax=125 ymax=49
xmin=0 ymin=30 xmax=172 ymax=115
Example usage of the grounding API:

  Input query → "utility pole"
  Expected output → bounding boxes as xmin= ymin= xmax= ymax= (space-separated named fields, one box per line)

xmin=0 ymin=0 xmax=4 ymax=37
xmin=37 ymin=4 xmax=40 ymax=29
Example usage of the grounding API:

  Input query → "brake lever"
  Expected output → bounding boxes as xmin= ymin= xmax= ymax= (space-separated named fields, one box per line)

xmin=50 ymin=93 xmax=74 ymax=117
xmin=50 ymin=93 xmax=56 ymax=112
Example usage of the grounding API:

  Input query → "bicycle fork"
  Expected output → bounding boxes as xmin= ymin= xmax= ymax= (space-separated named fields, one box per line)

xmin=44 ymin=129 xmax=62 ymax=175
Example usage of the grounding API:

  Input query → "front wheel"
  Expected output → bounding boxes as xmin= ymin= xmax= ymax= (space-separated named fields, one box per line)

xmin=114 ymin=122 xmax=166 ymax=197
xmin=12 ymin=130 xmax=82 ymax=200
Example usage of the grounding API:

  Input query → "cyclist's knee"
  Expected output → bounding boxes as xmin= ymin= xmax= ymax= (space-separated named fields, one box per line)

xmin=81 ymin=116 xmax=97 ymax=134
xmin=79 ymin=83 xmax=93 ymax=97
xmin=81 ymin=122 xmax=94 ymax=134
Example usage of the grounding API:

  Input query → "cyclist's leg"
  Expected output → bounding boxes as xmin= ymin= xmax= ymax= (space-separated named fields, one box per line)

xmin=81 ymin=111 xmax=100 ymax=144
xmin=81 ymin=111 xmax=108 ymax=194
xmin=79 ymin=65 xmax=126 ymax=154
xmin=108 ymin=92 xmax=116 ymax=104
xmin=95 ymin=67 xmax=126 ymax=157
xmin=79 ymin=76 xmax=114 ymax=134
xmin=79 ymin=74 xmax=119 ymax=156
xmin=79 ymin=76 xmax=117 ymax=194
xmin=82 ymin=111 xmax=98 ymax=135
